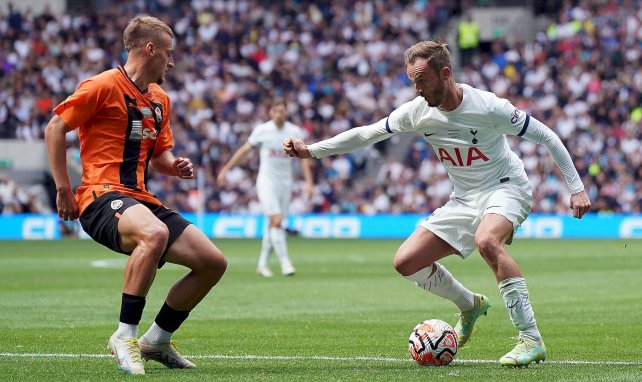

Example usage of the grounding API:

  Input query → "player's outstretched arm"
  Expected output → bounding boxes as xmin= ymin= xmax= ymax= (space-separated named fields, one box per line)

xmin=216 ymin=142 xmax=253 ymax=187
xmin=300 ymin=157 xmax=315 ymax=198
xmin=44 ymin=114 xmax=79 ymax=221
xmin=570 ymin=190 xmax=591 ymax=219
xmin=284 ymin=120 xmax=393 ymax=160
xmin=151 ymin=150 xmax=194 ymax=179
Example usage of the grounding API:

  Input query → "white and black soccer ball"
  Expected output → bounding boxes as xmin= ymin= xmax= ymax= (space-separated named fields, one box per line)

xmin=408 ymin=319 xmax=458 ymax=366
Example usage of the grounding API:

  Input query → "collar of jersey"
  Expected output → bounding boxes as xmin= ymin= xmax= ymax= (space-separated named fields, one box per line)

xmin=118 ymin=65 xmax=149 ymax=95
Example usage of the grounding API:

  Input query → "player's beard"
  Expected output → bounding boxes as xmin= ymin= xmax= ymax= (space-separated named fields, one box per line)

xmin=156 ymin=74 xmax=165 ymax=85
xmin=274 ymin=117 xmax=285 ymax=126
xmin=425 ymin=79 xmax=447 ymax=108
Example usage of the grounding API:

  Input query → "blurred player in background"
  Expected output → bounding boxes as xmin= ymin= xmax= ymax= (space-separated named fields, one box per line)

xmin=218 ymin=99 xmax=314 ymax=277
xmin=284 ymin=40 xmax=591 ymax=367
xmin=44 ymin=16 xmax=227 ymax=375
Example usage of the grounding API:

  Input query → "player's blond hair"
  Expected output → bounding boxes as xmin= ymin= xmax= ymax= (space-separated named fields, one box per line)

xmin=123 ymin=16 xmax=173 ymax=52
xmin=269 ymin=98 xmax=287 ymax=110
xmin=404 ymin=41 xmax=452 ymax=73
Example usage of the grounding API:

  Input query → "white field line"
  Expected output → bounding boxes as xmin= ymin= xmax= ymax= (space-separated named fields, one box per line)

xmin=0 ymin=353 xmax=641 ymax=366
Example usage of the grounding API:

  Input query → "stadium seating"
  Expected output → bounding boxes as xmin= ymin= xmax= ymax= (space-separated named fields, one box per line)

xmin=0 ymin=0 xmax=639 ymax=214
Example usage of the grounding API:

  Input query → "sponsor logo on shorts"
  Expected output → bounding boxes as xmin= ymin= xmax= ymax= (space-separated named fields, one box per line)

xmin=111 ymin=200 xmax=123 ymax=210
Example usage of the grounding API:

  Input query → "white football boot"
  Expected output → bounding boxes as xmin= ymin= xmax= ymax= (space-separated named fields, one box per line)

xmin=139 ymin=340 xmax=196 ymax=369
xmin=108 ymin=333 xmax=145 ymax=375
xmin=281 ymin=263 xmax=296 ymax=276
xmin=500 ymin=334 xmax=547 ymax=367
xmin=256 ymin=266 xmax=274 ymax=277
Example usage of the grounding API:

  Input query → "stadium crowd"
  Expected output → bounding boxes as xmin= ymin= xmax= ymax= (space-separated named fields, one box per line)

xmin=0 ymin=0 xmax=640 ymax=215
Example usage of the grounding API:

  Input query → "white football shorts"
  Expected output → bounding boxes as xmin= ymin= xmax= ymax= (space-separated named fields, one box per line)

xmin=257 ymin=179 xmax=291 ymax=217
xmin=420 ymin=180 xmax=533 ymax=258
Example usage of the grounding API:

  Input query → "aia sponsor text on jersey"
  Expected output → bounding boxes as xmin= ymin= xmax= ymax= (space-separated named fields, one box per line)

xmin=268 ymin=148 xmax=290 ymax=159
xmin=436 ymin=146 xmax=489 ymax=167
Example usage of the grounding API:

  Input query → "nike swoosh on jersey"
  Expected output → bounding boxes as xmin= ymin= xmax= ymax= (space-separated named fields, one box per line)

xmin=423 ymin=132 xmax=437 ymax=137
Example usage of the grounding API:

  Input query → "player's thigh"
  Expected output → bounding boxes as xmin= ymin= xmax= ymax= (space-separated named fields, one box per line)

xmin=164 ymin=225 xmax=227 ymax=272
xmin=257 ymin=185 xmax=285 ymax=217
xmin=475 ymin=213 xmax=514 ymax=247
xmin=421 ymin=198 xmax=479 ymax=257
xmin=118 ymin=204 xmax=169 ymax=252
xmin=394 ymin=226 xmax=458 ymax=275
xmin=478 ymin=182 xmax=532 ymax=246
xmin=79 ymin=192 xmax=165 ymax=254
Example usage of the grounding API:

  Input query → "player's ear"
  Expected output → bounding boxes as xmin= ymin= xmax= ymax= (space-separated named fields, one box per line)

xmin=440 ymin=67 xmax=450 ymax=80
xmin=146 ymin=42 xmax=155 ymax=56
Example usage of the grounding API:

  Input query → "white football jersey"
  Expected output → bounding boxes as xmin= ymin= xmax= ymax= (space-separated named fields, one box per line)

xmin=248 ymin=120 xmax=306 ymax=188
xmin=386 ymin=84 xmax=531 ymax=195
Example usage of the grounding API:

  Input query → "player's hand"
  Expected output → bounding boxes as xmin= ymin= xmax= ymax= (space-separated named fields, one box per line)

xmin=304 ymin=182 xmax=314 ymax=199
xmin=216 ymin=169 xmax=227 ymax=188
xmin=283 ymin=138 xmax=312 ymax=158
xmin=570 ymin=190 xmax=591 ymax=219
xmin=56 ymin=187 xmax=79 ymax=221
xmin=174 ymin=157 xmax=194 ymax=179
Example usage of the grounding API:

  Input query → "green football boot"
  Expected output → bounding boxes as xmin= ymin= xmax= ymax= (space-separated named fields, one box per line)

xmin=454 ymin=293 xmax=491 ymax=347
xmin=500 ymin=335 xmax=547 ymax=367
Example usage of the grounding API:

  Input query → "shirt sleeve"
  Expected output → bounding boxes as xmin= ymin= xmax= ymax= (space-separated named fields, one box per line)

xmin=308 ymin=118 xmax=393 ymax=158
xmin=308 ymin=98 xmax=421 ymax=158
xmin=488 ymin=96 xmax=531 ymax=136
xmin=53 ymin=78 xmax=110 ymax=130
xmin=489 ymin=95 xmax=584 ymax=194
xmin=247 ymin=124 xmax=262 ymax=148
xmin=384 ymin=97 xmax=421 ymax=133
xmin=519 ymin=116 xmax=585 ymax=194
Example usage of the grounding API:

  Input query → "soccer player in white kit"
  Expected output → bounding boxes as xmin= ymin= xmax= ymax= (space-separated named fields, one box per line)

xmin=284 ymin=41 xmax=591 ymax=367
xmin=218 ymin=99 xmax=314 ymax=277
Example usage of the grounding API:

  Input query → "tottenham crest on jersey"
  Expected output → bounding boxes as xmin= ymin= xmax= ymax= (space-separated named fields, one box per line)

xmin=470 ymin=129 xmax=479 ymax=144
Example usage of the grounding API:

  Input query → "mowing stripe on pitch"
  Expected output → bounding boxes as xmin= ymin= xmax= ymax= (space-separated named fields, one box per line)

xmin=0 ymin=353 xmax=641 ymax=366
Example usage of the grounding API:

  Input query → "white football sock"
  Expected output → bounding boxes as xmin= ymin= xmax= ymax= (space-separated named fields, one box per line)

xmin=115 ymin=322 xmax=138 ymax=339
xmin=258 ymin=227 xmax=272 ymax=268
xmin=270 ymin=227 xmax=293 ymax=269
xmin=139 ymin=322 xmax=172 ymax=344
xmin=404 ymin=263 xmax=475 ymax=311
xmin=498 ymin=277 xmax=542 ymax=342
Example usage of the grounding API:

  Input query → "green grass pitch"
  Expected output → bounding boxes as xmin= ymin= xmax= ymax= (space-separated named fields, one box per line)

xmin=0 ymin=237 xmax=641 ymax=381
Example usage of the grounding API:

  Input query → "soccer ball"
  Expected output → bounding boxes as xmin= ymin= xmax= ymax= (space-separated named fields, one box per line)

xmin=408 ymin=319 xmax=458 ymax=366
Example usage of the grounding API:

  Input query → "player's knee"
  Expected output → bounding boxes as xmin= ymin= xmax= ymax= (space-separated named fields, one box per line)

xmin=140 ymin=222 xmax=169 ymax=252
xmin=198 ymin=248 xmax=228 ymax=277
xmin=393 ymin=249 xmax=424 ymax=276
xmin=475 ymin=235 xmax=500 ymax=259
xmin=210 ymin=250 xmax=227 ymax=275
xmin=269 ymin=215 xmax=283 ymax=228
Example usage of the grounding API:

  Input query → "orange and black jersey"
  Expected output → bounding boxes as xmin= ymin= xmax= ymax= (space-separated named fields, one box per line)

xmin=54 ymin=66 xmax=174 ymax=214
